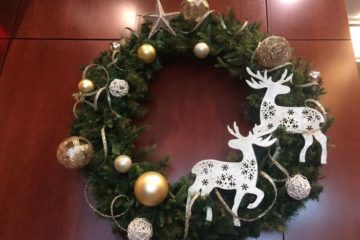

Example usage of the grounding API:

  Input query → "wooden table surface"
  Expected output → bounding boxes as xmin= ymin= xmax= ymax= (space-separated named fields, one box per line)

xmin=0 ymin=0 xmax=359 ymax=239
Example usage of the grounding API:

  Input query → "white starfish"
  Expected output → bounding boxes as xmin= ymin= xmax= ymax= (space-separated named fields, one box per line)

xmin=143 ymin=0 xmax=180 ymax=39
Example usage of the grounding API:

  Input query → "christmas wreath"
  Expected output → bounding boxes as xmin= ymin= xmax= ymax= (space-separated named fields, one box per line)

xmin=56 ymin=1 xmax=333 ymax=239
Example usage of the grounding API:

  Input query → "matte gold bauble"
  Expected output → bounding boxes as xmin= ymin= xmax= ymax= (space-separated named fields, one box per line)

xmin=137 ymin=44 xmax=157 ymax=64
xmin=114 ymin=155 xmax=132 ymax=173
xmin=134 ymin=171 xmax=169 ymax=207
xmin=193 ymin=42 xmax=210 ymax=59
xmin=180 ymin=0 xmax=210 ymax=22
xmin=57 ymin=136 xmax=93 ymax=169
xmin=78 ymin=79 xmax=95 ymax=93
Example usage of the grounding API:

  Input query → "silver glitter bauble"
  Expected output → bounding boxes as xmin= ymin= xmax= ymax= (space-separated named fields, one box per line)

xmin=56 ymin=136 xmax=93 ymax=169
xmin=286 ymin=174 xmax=311 ymax=200
xmin=109 ymin=79 xmax=129 ymax=98
xmin=109 ymin=42 xmax=121 ymax=52
xmin=127 ymin=218 xmax=153 ymax=240
xmin=309 ymin=70 xmax=322 ymax=82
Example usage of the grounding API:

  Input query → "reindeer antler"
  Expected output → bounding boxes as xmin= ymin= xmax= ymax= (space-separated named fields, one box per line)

xmin=227 ymin=122 xmax=242 ymax=138
xmin=278 ymin=69 xmax=293 ymax=84
xmin=246 ymin=67 xmax=273 ymax=89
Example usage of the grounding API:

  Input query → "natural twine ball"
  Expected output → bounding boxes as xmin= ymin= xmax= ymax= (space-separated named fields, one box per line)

xmin=56 ymin=136 xmax=93 ymax=169
xmin=180 ymin=0 xmax=210 ymax=22
xmin=109 ymin=79 xmax=129 ymax=98
xmin=286 ymin=174 xmax=311 ymax=200
xmin=255 ymin=36 xmax=293 ymax=69
xmin=127 ymin=218 xmax=153 ymax=240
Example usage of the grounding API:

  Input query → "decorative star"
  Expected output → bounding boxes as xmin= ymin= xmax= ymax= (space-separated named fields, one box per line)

xmin=142 ymin=0 xmax=180 ymax=39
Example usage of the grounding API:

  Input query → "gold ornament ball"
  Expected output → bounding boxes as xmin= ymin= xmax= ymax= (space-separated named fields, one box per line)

xmin=114 ymin=155 xmax=132 ymax=173
xmin=137 ymin=44 xmax=157 ymax=64
xmin=56 ymin=136 xmax=93 ymax=169
xmin=193 ymin=42 xmax=210 ymax=59
xmin=134 ymin=171 xmax=169 ymax=207
xmin=78 ymin=79 xmax=95 ymax=93
xmin=180 ymin=0 xmax=210 ymax=22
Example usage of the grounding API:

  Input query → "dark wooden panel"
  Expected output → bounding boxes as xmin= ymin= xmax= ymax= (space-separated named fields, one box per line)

xmin=0 ymin=40 xmax=114 ymax=240
xmin=14 ymin=0 xmax=267 ymax=39
xmin=0 ymin=39 xmax=9 ymax=73
xmin=0 ymin=0 xmax=21 ymax=38
xmin=284 ymin=40 xmax=360 ymax=239
xmin=268 ymin=0 xmax=350 ymax=39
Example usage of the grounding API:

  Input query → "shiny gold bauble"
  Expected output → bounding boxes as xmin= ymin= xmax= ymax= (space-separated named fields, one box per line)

xmin=137 ymin=44 xmax=157 ymax=64
xmin=56 ymin=136 xmax=93 ymax=169
xmin=193 ymin=42 xmax=210 ymax=59
xmin=134 ymin=171 xmax=169 ymax=207
xmin=254 ymin=36 xmax=293 ymax=69
xmin=180 ymin=0 xmax=210 ymax=22
xmin=114 ymin=155 xmax=132 ymax=173
xmin=78 ymin=79 xmax=96 ymax=93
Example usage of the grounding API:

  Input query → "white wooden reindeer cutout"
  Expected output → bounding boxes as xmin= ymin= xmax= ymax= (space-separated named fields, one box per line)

xmin=186 ymin=123 xmax=276 ymax=227
xmin=246 ymin=68 xmax=327 ymax=164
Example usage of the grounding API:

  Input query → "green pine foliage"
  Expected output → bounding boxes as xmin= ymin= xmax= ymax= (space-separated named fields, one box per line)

xmin=70 ymin=10 xmax=333 ymax=240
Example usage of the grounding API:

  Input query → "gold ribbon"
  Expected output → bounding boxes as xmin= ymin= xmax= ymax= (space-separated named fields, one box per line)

xmin=180 ymin=10 xmax=248 ymax=35
xmin=84 ymin=181 xmax=130 ymax=232
xmin=214 ymin=171 xmax=277 ymax=222
xmin=72 ymin=64 xmax=121 ymax=119
xmin=184 ymin=171 xmax=278 ymax=239
xmin=305 ymin=99 xmax=327 ymax=117
xmin=268 ymin=142 xmax=290 ymax=182
xmin=183 ymin=192 xmax=200 ymax=240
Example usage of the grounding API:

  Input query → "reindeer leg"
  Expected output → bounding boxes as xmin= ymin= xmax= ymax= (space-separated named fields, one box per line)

xmin=300 ymin=134 xmax=314 ymax=163
xmin=232 ymin=190 xmax=245 ymax=227
xmin=247 ymin=187 xmax=264 ymax=209
xmin=314 ymin=130 xmax=327 ymax=164
xmin=206 ymin=206 xmax=213 ymax=222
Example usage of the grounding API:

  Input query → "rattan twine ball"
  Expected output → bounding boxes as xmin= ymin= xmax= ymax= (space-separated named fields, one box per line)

xmin=286 ymin=175 xmax=311 ymax=200
xmin=127 ymin=218 xmax=153 ymax=240
xmin=109 ymin=79 xmax=129 ymax=98
xmin=255 ymin=36 xmax=292 ymax=69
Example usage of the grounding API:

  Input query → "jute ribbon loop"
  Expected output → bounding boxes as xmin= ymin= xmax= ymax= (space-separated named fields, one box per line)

xmin=268 ymin=142 xmax=290 ymax=182
xmin=72 ymin=64 xmax=121 ymax=119
xmin=180 ymin=10 xmax=248 ymax=35
xmin=84 ymin=180 xmax=130 ymax=232
xmin=183 ymin=172 xmax=277 ymax=239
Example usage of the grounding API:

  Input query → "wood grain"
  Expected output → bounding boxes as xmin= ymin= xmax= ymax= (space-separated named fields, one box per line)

xmin=268 ymin=0 xmax=350 ymax=39
xmin=0 ymin=40 xmax=114 ymax=240
xmin=14 ymin=0 xmax=267 ymax=39
xmin=284 ymin=40 xmax=360 ymax=240
xmin=0 ymin=39 xmax=9 ymax=73
xmin=0 ymin=0 xmax=21 ymax=38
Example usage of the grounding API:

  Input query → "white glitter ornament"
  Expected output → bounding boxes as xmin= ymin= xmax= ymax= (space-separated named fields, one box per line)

xmin=127 ymin=218 xmax=153 ymax=240
xmin=109 ymin=79 xmax=129 ymax=98
xmin=286 ymin=175 xmax=311 ymax=200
